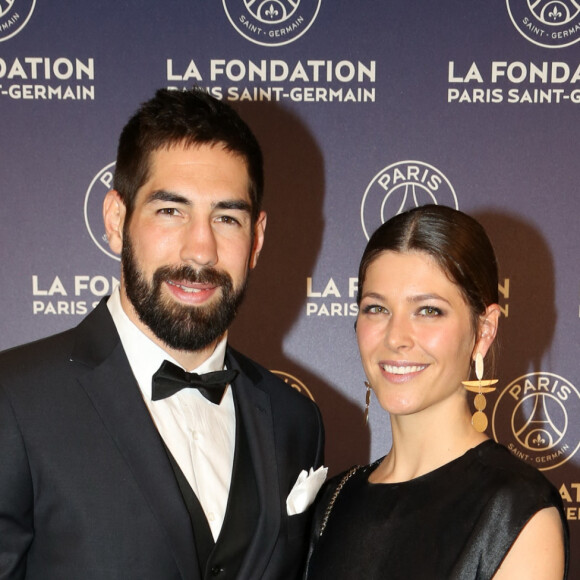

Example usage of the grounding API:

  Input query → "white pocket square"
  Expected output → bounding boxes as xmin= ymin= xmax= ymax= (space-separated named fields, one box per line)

xmin=286 ymin=466 xmax=328 ymax=516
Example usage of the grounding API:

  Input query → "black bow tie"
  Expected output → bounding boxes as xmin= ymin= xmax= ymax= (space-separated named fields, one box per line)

xmin=151 ymin=360 xmax=238 ymax=405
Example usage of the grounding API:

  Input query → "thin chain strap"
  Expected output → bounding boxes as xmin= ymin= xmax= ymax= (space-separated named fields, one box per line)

xmin=319 ymin=465 xmax=360 ymax=537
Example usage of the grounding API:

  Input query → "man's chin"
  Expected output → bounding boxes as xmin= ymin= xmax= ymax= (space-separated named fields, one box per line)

xmin=160 ymin=330 xmax=226 ymax=354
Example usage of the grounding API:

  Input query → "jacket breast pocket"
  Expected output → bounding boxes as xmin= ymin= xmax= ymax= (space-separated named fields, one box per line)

xmin=286 ymin=508 xmax=312 ymax=541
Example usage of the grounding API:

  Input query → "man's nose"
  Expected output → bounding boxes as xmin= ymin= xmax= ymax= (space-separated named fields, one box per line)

xmin=180 ymin=218 xmax=218 ymax=267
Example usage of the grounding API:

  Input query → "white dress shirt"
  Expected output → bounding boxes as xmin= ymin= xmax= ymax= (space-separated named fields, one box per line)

xmin=107 ymin=289 xmax=235 ymax=540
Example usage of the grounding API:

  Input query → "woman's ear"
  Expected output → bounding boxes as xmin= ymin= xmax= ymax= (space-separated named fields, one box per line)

xmin=102 ymin=190 xmax=127 ymax=256
xmin=474 ymin=303 xmax=501 ymax=359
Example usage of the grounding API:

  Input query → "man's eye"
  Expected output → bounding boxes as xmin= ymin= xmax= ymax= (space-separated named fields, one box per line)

xmin=217 ymin=215 xmax=241 ymax=225
xmin=158 ymin=208 xmax=179 ymax=216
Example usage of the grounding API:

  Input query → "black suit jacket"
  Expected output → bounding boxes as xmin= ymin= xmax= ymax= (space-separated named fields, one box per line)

xmin=0 ymin=300 xmax=324 ymax=579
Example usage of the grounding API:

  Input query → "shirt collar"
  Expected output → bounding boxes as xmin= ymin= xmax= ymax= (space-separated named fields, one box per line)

xmin=107 ymin=287 xmax=228 ymax=399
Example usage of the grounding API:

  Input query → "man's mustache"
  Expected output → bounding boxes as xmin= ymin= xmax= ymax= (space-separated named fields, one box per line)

xmin=153 ymin=265 xmax=232 ymax=287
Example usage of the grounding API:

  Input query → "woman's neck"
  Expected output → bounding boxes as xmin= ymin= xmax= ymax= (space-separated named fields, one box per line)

xmin=369 ymin=401 xmax=488 ymax=484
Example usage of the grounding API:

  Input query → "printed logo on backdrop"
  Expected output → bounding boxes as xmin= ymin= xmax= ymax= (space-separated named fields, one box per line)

xmin=84 ymin=162 xmax=119 ymax=261
xmin=506 ymin=0 xmax=580 ymax=48
xmin=272 ymin=370 xmax=315 ymax=400
xmin=166 ymin=58 xmax=376 ymax=104
xmin=492 ymin=372 xmax=580 ymax=470
xmin=360 ymin=161 xmax=458 ymax=240
xmin=31 ymin=162 xmax=117 ymax=317
xmin=0 ymin=0 xmax=35 ymax=42
xmin=0 ymin=56 xmax=95 ymax=101
xmin=307 ymin=161 xmax=456 ymax=319
xmin=222 ymin=0 xmax=321 ymax=46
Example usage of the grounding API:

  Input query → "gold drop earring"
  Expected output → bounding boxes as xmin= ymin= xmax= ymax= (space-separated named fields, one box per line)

xmin=462 ymin=352 xmax=498 ymax=432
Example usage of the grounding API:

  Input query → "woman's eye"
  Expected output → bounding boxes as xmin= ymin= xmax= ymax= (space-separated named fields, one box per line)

xmin=362 ymin=304 xmax=386 ymax=314
xmin=419 ymin=306 xmax=442 ymax=317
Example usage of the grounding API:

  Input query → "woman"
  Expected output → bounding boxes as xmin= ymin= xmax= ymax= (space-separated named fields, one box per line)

xmin=305 ymin=205 xmax=568 ymax=579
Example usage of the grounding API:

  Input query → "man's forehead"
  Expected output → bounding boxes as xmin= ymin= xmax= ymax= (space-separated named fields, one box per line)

xmin=147 ymin=143 xmax=248 ymax=178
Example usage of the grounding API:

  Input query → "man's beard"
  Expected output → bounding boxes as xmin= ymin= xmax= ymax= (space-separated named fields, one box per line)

xmin=121 ymin=235 xmax=248 ymax=352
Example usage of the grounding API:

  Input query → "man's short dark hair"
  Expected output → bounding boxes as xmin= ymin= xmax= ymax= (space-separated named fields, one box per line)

xmin=113 ymin=88 xmax=264 ymax=222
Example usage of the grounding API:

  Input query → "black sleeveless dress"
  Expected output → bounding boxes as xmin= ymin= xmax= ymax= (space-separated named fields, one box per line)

xmin=305 ymin=441 xmax=568 ymax=580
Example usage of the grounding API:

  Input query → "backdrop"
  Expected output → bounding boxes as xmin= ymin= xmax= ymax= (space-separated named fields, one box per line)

xmin=1 ymin=0 xmax=578 ymax=574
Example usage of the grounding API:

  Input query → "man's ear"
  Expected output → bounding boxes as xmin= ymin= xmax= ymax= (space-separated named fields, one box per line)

xmin=250 ymin=211 xmax=267 ymax=269
xmin=103 ymin=190 xmax=127 ymax=256
xmin=474 ymin=303 xmax=500 ymax=359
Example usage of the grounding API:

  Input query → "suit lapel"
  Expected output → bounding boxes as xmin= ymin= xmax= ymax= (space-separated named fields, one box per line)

xmin=226 ymin=349 xmax=280 ymax=580
xmin=70 ymin=301 xmax=201 ymax=580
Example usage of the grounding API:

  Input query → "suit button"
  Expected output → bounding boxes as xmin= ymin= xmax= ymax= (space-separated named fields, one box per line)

xmin=210 ymin=566 xmax=224 ymax=576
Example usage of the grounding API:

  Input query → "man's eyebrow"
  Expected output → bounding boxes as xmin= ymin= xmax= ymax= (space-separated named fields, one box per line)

xmin=214 ymin=199 xmax=252 ymax=213
xmin=145 ymin=190 xmax=252 ymax=213
xmin=146 ymin=190 xmax=191 ymax=205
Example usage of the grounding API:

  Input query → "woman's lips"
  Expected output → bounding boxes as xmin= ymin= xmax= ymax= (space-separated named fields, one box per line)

xmin=380 ymin=363 xmax=428 ymax=375
xmin=379 ymin=362 xmax=428 ymax=383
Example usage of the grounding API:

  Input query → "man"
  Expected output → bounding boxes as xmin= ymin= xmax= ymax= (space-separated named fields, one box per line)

xmin=0 ymin=89 xmax=325 ymax=580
